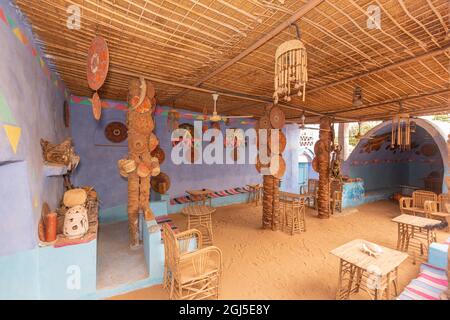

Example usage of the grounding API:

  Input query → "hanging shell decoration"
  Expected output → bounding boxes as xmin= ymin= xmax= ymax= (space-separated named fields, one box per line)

xmin=273 ymin=39 xmax=308 ymax=104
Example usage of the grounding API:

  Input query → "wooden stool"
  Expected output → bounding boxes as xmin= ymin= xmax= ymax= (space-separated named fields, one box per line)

xmin=280 ymin=192 xmax=306 ymax=235
xmin=182 ymin=205 xmax=215 ymax=246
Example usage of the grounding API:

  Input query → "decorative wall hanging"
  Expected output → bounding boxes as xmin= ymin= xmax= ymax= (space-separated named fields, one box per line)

xmin=269 ymin=106 xmax=286 ymax=129
xmin=40 ymin=138 xmax=80 ymax=170
xmin=104 ymin=121 xmax=128 ymax=143
xmin=167 ymin=109 xmax=180 ymax=132
xmin=120 ymin=77 xmax=160 ymax=248
xmin=273 ymin=23 xmax=308 ymax=104
xmin=63 ymin=100 xmax=70 ymax=128
xmin=87 ymin=36 xmax=109 ymax=91
xmin=91 ymin=92 xmax=102 ymax=121
xmin=151 ymin=172 xmax=171 ymax=195
xmin=151 ymin=146 xmax=166 ymax=165
xmin=391 ymin=103 xmax=411 ymax=151
xmin=87 ymin=36 xmax=109 ymax=121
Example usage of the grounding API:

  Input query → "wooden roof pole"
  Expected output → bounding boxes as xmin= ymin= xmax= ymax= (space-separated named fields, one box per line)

xmin=309 ymin=44 xmax=450 ymax=94
xmin=327 ymin=88 xmax=450 ymax=115
xmin=162 ymin=0 xmax=325 ymax=104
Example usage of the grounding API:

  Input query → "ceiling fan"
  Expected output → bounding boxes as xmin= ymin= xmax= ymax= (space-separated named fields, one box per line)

xmin=206 ymin=93 xmax=254 ymax=122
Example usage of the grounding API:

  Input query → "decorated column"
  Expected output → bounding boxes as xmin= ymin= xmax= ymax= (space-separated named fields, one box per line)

xmin=316 ymin=117 xmax=332 ymax=219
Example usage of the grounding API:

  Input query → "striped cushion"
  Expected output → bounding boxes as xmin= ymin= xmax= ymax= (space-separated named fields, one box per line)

xmin=170 ymin=186 xmax=253 ymax=205
xmin=398 ymin=263 xmax=448 ymax=300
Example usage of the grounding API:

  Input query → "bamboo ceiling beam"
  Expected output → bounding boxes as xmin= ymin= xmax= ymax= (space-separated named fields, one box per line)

xmin=326 ymin=88 xmax=450 ymax=115
xmin=162 ymin=0 xmax=325 ymax=104
xmin=50 ymin=53 xmax=355 ymax=122
xmin=308 ymin=43 xmax=450 ymax=94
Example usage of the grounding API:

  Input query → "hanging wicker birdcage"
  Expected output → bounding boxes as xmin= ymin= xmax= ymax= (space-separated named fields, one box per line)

xmin=273 ymin=24 xmax=308 ymax=104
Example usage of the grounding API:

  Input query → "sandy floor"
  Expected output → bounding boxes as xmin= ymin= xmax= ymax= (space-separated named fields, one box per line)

xmin=111 ymin=200 xmax=449 ymax=300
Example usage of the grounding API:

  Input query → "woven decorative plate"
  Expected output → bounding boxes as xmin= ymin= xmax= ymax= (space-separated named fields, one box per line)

xmin=104 ymin=122 xmax=128 ymax=143
xmin=87 ymin=36 xmax=109 ymax=91
xmin=149 ymin=133 xmax=159 ymax=152
xmin=268 ymin=130 xmax=287 ymax=154
xmin=270 ymin=155 xmax=286 ymax=179
xmin=151 ymin=145 xmax=166 ymax=164
xmin=128 ymin=112 xmax=155 ymax=135
xmin=312 ymin=157 xmax=319 ymax=173
xmin=151 ymin=172 xmax=171 ymax=194
xmin=258 ymin=116 xmax=271 ymax=129
xmin=63 ymin=100 xmax=70 ymax=128
xmin=128 ymin=132 xmax=147 ymax=154
xmin=92 ymin=92 xmax=102 ymax=121
xmin=269 ymin=106 xmax=285 ymax=129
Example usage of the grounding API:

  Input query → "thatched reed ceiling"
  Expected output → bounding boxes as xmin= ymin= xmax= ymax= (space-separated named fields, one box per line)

xmin=16 ymin=0 xmax=450 ymax=123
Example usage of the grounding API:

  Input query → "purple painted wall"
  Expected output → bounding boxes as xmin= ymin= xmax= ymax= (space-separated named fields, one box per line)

xmin=70 ymin=97 xmax=262 ymax=211
xmin=0 ymin=1 xmax=69 ymax=256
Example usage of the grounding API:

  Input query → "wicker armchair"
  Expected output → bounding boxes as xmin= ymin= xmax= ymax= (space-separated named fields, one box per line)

xmin=424 ymin=200 xmax=450 ymax=232
xmin=162 ymin=223 xmax=222 ymax=300
xmin=304 ymin=179 xmax=319 ymax=209
xmin=399 ymin=190 xmax=437 ymax=216
xmin=439 ymin=193 xmax=450 ymax=213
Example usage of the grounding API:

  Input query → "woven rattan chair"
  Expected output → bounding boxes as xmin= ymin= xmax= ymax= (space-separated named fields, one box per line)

xmin=330 ymin=179 xmax=343 ymax=215
xmin=399 ymin=190 xmax=437 ymax=216
xmin=424 ymin=200 xmax=450 ymax=232
xmin=162 ymin=223 xmax=222 ymax=300
xmin=439 ymin=193 xmax=450 ymax=213
xmin=304 ymin=179 xmax=319 ymax=209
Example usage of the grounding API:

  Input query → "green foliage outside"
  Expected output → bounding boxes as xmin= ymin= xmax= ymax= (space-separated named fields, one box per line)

xmin=348 ymin=122 xmax=379 ymax=146
xmin=432 ymin=114 xmax=450 ymax=122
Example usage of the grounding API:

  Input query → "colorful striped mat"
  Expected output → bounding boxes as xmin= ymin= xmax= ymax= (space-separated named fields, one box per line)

xmin=170 ymin=186 xmax=253 ymax=205
xmin=155 ymin=215 xmax=178 ymax=241
xmin=398 ymin=263 xmax=448 ymax=300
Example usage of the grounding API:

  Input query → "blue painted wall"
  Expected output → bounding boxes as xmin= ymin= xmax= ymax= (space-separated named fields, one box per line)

xmin=70 ymin=98 xmax=263 ymax=217
xmin=343 ymin=122 xmax=445 ymax=196
xmin=0 ymin=1 xmax=69 ymax=256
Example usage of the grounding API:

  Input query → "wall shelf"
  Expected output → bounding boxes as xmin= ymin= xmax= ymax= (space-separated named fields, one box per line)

xmin=43 ymin=164 xmax=68 ymax=177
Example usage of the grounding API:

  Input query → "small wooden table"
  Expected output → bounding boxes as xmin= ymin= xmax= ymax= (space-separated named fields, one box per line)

xmin=181 ymin=205 xmax=216 ymax=246
xmin=331 ymin=239 xmax=408 ymax=300
xmin=186 ymin=189 xmax=215 ymax=207
xmin=279 ymin=192 xmax=306 ymax=235
xmin=392 ymin=214 xmax=440 ymax=263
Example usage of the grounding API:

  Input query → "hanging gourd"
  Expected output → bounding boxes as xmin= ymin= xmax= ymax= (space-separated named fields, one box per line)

xmin=273 ymin=23 xmax=308 ymax=104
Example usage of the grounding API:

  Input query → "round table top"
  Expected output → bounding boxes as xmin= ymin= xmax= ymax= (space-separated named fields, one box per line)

xmin=181 ymin=205 xmax=216 ymax=216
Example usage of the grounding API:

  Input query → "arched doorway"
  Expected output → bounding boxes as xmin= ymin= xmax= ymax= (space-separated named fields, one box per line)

xmin=343 ymin=119 xmax=448 ymax=201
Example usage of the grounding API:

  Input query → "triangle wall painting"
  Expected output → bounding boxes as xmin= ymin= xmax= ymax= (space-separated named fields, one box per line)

xmin=3 ymin=125 xmax=21 ymax=154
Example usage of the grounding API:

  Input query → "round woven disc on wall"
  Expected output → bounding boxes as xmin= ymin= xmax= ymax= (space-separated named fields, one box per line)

xmin=128 ymin=132 xmax=148 ymax=154
xmin=255 ymin=155 xmax=270 ymax=173
xmin=312 ymin=157 xmax=319 ymax=173
xmin=270 ymin=155 xmax=286 ymax=179
xmin=258 ymin=116 xmax=271 ymax=129
xmin=128 ymin=111 xmax=154 ymax=134
xmin=269 ymin=106 xmax=285 ymax=129
xmin=105 ymin=122 xmax=128 ymax=143
xmin=92 ymin=92 xmax=102 ymax=121
xmin=87 ymin=36 xmax=109 ymax=91
xmin=149 ymin=133 xmax=159 ymax=152
xmin=151 ymin=146 xmax=166 ymax=164
xmin=151 ymin=172 xmax=171 ymax=194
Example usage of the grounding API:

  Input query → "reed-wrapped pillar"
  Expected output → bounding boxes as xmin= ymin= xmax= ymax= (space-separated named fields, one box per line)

xmin=316 ymin=117 xmax=332 ymax=219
